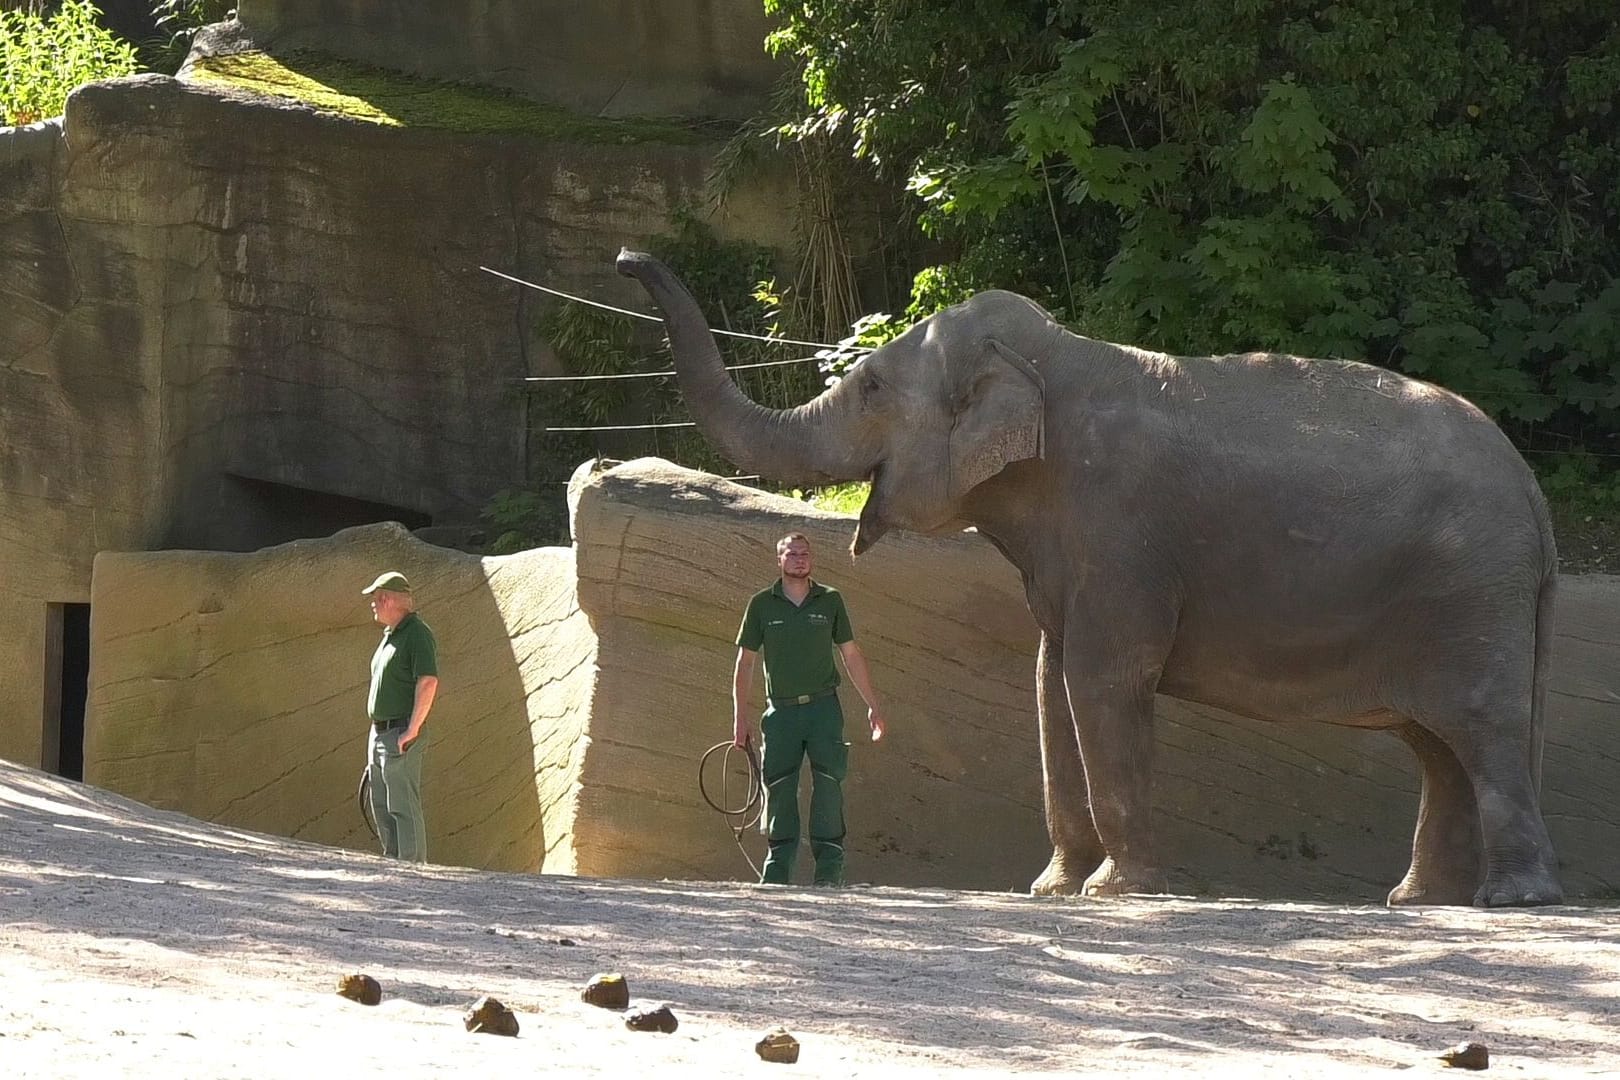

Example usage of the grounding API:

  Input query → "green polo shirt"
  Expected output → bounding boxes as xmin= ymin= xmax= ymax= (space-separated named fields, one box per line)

xmin=736 ymin=580 xmax=853 ymax=702
xmin=368 ymin=612 xmax=438 ymax=722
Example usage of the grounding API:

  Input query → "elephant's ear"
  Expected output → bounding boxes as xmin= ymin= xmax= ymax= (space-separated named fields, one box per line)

xmin=947 ymin=338 xmax=1045 ymax=499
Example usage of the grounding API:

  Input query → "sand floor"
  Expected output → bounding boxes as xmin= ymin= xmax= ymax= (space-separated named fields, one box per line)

xmin=2 ymin=760 xmax=1616 ymax=1077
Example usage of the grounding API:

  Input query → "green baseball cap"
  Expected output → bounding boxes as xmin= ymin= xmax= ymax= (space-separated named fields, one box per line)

xmin=361 ymin=571 xmax=412 ymax=595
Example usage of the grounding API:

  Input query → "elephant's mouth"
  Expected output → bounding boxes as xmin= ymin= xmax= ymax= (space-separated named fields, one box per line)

xmin=851 ymin=509 xmax=890 ymax=556
xmin=851 ymin=471 xmax=891 ymax=556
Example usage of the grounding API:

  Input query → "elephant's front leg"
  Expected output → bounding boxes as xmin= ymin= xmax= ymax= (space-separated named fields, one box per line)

xmin=1030 ymin=631 xmax=1106 ymax=895
xmin=1064 ymin=621 xmax=1171 ymax=897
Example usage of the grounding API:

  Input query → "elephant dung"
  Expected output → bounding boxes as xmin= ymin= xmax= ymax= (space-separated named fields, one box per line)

xmin=463 ymin=995 xmax=520 ymax=1037
xmin=335 ymin=973 xmax=382 ymax=1006
xmin=1439 ymin=1041 xmax=1489 ymax=1070
xmin=581 ymin=972 xmax=630 ymax=1010
xmin=624 ymin=1004 xmax=678 ymax=1033
xmin=756 ymin=1028 xmax=801 ymax=1064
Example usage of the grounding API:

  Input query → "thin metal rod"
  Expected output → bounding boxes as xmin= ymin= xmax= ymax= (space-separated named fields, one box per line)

xmin=520 ymin=357 xmax=825 ymax=383
xmin=544 ymin=421 xmax=697 ymax=432
xmin=479 ymin=266 xmax=873 ymax=352
xmin=547 ymin=475 xmax=761 ymax=483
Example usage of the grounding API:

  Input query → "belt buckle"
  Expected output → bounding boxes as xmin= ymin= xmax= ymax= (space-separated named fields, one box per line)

xmin=796 ymin=693 xmax=811 ymax=705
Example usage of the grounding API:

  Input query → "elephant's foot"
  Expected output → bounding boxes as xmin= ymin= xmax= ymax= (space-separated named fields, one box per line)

xmin=1473 ymin=866 xmax=1564 ymax=908
xmin=1029 ymin=851 xmax=1102 ymax=896
xmin=1082 ymin=856 xmax=1168 ymax=898
xmin=1387 ymin=871 xmax=1477 ymax=908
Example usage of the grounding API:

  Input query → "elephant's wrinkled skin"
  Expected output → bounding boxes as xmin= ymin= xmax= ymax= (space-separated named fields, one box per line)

xmin=617 ymin=250 xmax=1563 ymax=907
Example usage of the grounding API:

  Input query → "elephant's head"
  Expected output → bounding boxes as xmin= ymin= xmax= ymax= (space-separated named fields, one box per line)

xmin=616 ymin=250 xmax=1057 ymax=553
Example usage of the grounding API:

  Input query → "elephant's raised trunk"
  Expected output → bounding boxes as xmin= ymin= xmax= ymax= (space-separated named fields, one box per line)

xmin=616 ymin=249 xmax=875 ymax=486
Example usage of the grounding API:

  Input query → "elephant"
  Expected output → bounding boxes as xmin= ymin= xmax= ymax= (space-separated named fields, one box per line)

xmin=616 ymin=249 xmax=1564 ymax=908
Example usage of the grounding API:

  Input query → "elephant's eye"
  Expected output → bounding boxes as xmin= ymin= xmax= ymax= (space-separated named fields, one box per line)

xmin=861 ymin=372 xmax=883 ymax=397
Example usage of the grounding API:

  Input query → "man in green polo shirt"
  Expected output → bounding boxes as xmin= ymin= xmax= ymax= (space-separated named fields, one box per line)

xmin=734 ymin=533 xmax=886 ymax=886
xmin=362 ymin=570 xmax=439 ymax=863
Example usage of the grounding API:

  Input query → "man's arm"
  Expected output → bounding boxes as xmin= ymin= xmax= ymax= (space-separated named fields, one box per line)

xmin=399 ymin=675 xmax=439 ymax=751
xmin=837 ymin=640 xmax=886 ymax=742
xmin=732 ymin=647 xmax=760 ymax=748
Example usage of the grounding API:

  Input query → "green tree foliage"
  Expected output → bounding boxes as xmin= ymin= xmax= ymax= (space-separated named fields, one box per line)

xmin=1 ymin=0 xmax=137 ymax=125
xmin=144 ymin=2 xmax=234 ymax=72
xmin=765 ymin=0 xmax=1620 ymax=449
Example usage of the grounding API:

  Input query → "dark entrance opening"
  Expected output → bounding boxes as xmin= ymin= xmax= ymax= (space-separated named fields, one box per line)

xmin=42 ymin=602 xmax=90 ymax=781
xmin=219 ymin=474 xmax=433 ymax=551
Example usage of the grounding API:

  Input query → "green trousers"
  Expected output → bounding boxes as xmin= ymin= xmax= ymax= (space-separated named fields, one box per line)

xmin=759 ymin=695 xmax=848 ymax=885
xmin=367 ymin=724 xmax=427 ymax=863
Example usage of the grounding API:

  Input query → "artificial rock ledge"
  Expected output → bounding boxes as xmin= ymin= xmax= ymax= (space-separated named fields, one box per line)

xmin=84 ymin=459 xmax=1620 ymax=898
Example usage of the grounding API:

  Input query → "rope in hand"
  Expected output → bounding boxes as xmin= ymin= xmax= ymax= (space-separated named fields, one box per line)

xmin=357 ymin=765 xmax=379 ymax=842
xmin=699 ymin=740 xmax=765 ymax=880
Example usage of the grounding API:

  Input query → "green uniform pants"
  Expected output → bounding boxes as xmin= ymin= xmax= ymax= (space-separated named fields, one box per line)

xmin=759 ymin=695 xmax=848 ymax=885
xmin=368 ymin=724 xmax=427 ymax=863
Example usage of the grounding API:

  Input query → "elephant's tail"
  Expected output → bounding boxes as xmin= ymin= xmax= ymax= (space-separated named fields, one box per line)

xmin=1530 ymin=563 xmax=1556 ymax=800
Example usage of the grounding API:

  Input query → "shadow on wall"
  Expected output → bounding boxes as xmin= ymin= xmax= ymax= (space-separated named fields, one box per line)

xmin=80 ymin=523 xmax=574 ymax=873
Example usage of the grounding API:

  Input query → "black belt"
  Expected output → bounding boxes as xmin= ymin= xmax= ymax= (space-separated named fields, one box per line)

xmin=768 ymin=687 xmax=838 ymax=709
xmin=373 ymin=717 xmax=409 ymax=732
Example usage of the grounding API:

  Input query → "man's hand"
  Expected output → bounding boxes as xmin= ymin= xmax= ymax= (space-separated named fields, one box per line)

xmin=867 ymin=706 xmax=886 ymax=743
xmin=398 ymin=725 xmax=422 ymax=752
xmin=733 ymin=714 xmax=755 ymax=749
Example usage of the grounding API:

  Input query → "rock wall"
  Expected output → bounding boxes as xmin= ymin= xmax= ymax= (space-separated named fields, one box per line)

xmin=81 ymin=460 xmax=1620 ymax=899
xmin=0 ymin=59 xmax=786 ymax=765
xmin=238 ymin=0 xmax=782 ymax=119
xmin=84 ymin=523 xmax=596 ymax=873
xmin=0 ymin=116 xmax=166 ymax=767
xmin=31 ymin=73 xmax=754 ymax=551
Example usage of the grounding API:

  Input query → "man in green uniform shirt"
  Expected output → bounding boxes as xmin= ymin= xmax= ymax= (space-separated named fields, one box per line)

xmin=362 ymin=570 xmax=439 ymax=863
xmin=734 ymin=534 xmax=886 ymax=886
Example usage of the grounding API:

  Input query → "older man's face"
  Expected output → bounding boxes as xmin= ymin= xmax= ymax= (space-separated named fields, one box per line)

xmin=369 ymin=590 xmax=407 ymax=628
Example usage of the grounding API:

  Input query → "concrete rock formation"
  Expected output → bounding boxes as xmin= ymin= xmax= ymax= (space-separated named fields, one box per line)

xmin=238 ymin=1 xmax=781 ymax=120
xmin=0 ymin=8 xmax=789 ymax=768
xmin=81 ymin=459 xmax=1620 ymax=899
xmin=85 ymin=523 xmax=594 ymax=874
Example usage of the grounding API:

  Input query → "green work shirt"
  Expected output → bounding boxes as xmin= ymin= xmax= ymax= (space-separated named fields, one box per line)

xmin=735 ymin=580 xmax=853 ymax=702
xmin=367 ymin=612 xmax=438 ymax=721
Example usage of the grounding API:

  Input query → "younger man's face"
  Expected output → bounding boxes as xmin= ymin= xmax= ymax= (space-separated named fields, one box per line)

xmin=778 ymin=540 xmax=812 ymax=580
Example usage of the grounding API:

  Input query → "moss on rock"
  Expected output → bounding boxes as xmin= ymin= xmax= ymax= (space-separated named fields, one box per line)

xmin=189 ymin=50 xmax=715 ymax=144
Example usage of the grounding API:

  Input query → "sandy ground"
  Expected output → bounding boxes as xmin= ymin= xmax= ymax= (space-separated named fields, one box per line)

xmin=1 ymin=761 xmax=1617 ymax=1078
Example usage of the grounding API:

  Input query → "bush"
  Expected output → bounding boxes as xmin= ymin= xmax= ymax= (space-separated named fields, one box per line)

xmin=1 ymin=1 xmax=138 ymax=126
xmin=766 ymin=1 xmax=1620 ymax=459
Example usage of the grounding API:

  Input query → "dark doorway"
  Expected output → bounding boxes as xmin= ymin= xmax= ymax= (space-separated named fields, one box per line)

xmin=216 ymin=474 xmax=433 ymax=551
xmin=42 ymin=602 xmax=90 ymax=781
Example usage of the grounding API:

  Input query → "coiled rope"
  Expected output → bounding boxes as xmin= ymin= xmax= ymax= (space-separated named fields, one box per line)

xmin=698 ymin=740 xmax=765 ymax=879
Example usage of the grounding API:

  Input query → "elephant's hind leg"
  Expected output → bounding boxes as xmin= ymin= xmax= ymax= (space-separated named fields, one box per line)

xmin=1411 ymin=674 xmax=1562 ymax=907
xmin=1387 ymin=721 xmax=1483 ymax=906
xmin=1030 ymin=631 xmax=1106 ymax=895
